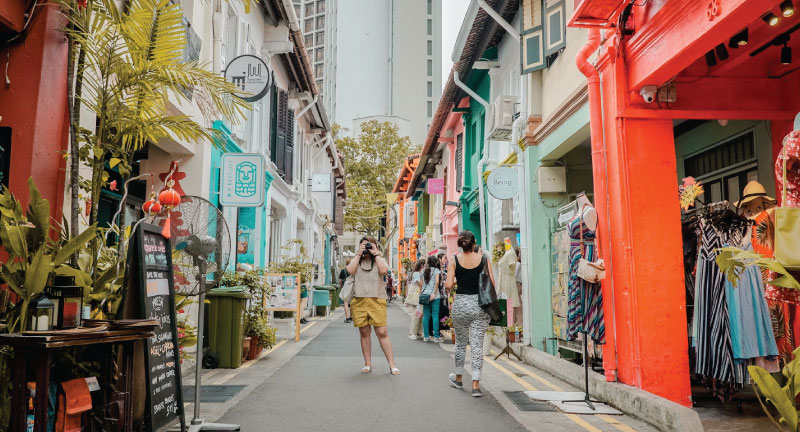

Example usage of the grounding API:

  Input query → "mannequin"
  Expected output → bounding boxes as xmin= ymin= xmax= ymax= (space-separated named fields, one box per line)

xmin=497 ymin=238 xmax=520 ymax=326
xmin=576 ymin=193 xmax=598 ymax=231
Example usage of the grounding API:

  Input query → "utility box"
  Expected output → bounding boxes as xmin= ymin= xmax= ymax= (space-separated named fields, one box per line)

xmin=537 ymin=166 xmax=567 ymax=194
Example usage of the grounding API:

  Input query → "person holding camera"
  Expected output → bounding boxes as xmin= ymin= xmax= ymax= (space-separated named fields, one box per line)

xmin=347 ymin=236 xmax=400 ymax=375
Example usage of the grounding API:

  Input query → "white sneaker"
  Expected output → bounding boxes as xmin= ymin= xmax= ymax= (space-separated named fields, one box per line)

xmin=408 ymin=334 xmax=418 ymax=340
xmin=423 ymin=337 xmax=431 ymax=342
xmin=433 ymin=337 xmax=444 ymax=343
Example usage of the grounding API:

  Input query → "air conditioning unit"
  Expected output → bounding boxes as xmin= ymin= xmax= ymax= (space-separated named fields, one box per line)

xmin=488 ymin=95 xmax=517 ymax=141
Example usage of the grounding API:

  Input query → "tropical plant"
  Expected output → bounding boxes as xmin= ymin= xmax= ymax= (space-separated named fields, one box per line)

xmin=60 ymin=0 xmax=248 ymax=257
xmin=244 ymin=312 xmax=277 ymax=350
xmin=269 ymin=240 xmax=314 ymax=284
xmin=716 ymin=247 xmax=800 ymax=291
xmin=749 ymin=347 xmax=800 ymax=431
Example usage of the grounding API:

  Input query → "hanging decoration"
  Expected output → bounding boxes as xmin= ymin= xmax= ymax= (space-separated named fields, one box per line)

xmin=158 ymin=180 xmax=181 ymax=238
xmin=679 ymin=177 xmax=704 ymax=211
xmin=142 ymin=193 xmax=162 ymax=216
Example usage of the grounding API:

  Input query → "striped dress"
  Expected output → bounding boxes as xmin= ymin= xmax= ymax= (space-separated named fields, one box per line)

xmin=566 ymin=210 xmax=605 ymax=344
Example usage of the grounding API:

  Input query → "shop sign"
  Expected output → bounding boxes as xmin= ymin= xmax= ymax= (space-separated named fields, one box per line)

xmin=224 ymin=54 xmax=271 ymax=102
xmin=312 ymin=173 xmax=331 ymax=192
xmin=220 ymin=153 xmax=265 ymax=207
xmin=487 ymin=166 xmax=519 ymax=200
xmin=427 ymin=178 xmax=444 ymax=195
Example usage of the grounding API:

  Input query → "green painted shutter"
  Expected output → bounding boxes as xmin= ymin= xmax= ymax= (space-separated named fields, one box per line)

xmin=521 ymin=0 xmax=545 ymax=73
xmin=544 ymin=0 xmax=566 ymax=57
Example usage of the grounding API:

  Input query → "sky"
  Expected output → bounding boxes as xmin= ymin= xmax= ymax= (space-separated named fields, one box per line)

xmin=441 ymin=0 xmax=471 ymax=87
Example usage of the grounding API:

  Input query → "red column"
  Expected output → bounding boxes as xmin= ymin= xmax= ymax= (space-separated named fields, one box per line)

xmin=598 ymin=56 xmax=692 ymax=407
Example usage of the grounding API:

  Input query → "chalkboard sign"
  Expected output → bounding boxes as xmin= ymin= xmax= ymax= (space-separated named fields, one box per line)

xmin=134 ymin=224 xmax=185 ymax=431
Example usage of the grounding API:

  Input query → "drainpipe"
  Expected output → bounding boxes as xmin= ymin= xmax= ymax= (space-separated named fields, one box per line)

xmin=295 ymin=92 xmax=321 ymax=121
xmin=476 ymin=0 xmax=520 ymax=41
xmin=454 ymin=71 xmax=490 ymax=249
xmin=576 ymin=28 xmax=618 ymax=381
xmin=511 ymin=74 xmax=531 ymax=345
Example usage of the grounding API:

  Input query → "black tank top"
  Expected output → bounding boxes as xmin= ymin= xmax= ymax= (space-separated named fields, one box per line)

xmin=454 ymin=255 xmax=484 ymax=295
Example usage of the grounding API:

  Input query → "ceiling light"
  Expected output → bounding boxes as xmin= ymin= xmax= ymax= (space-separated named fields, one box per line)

xmin=715 ymin=43 xmax=729 ymax=60
xmin=782 ymin=0 xmax=795 ymax=17
xmin=763 ymin=12 xmax=780 ymax=26
xmin=729 ymin=28 xmax=749 ymax=48
xmin=782 ymin=43 xmax=792 ymax=64
xmin=705 ymin=50 xmax=717 ymax=67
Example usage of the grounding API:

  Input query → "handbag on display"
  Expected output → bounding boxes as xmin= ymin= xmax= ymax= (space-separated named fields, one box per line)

xmin=477 ymin=256 xmax=504 ymax=322
xmin=775 ymin=144 xmax=800 ymax=270
xmin=576 ymin=206 xmax=606 ymax=283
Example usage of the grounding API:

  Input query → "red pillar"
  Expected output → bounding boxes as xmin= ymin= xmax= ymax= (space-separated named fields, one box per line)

xmin=0 ymin=4 xmax=69 ymax=219
xmin=598 ymin=54 xmax=693 ymax=407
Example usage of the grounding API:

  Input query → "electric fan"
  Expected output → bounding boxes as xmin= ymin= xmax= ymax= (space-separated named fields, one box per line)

xmin=155 ymin=195 xmax=239 ymax=432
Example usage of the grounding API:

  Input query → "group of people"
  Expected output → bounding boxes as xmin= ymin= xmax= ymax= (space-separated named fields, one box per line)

xmin=337 ymin=231 xmax=496 ymax=397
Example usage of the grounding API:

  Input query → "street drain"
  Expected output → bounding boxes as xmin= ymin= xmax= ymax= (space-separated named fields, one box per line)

xmin=504 ymin=391 xmax=557 ymax=412
xmin=183 ymin=385 xmax=246 ymax=403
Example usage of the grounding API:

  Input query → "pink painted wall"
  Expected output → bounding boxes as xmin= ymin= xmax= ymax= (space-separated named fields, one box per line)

xmin=442 ymin=100 xmax=467 ymax=257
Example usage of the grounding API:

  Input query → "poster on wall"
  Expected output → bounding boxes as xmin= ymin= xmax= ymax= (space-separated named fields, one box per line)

xmin=263 ymin=273 xmax=302 ymax=341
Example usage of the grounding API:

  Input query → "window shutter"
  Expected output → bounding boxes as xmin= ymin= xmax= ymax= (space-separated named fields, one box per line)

xmin=544 ymin=0 xmax=566 ymax=57
xmin=269 ymin=81 xmax=278 ymax=161
xmin=275 ymin=89 xmax=288 ymax=177
xmin=455 ymin=133 xmax=463 ymax=191
xmin=521 ymin=0 xmax=545 ymax=73
xmin=284 ymin=108 xmax=295 ymax=184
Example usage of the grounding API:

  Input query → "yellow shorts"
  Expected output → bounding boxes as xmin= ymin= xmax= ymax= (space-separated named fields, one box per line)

xmin=350 ymin=297 xmax=387 ymax=328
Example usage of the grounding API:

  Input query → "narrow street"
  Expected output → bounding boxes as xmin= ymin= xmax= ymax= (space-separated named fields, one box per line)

xmin=210 ymin=304 xmax=656 ymax=432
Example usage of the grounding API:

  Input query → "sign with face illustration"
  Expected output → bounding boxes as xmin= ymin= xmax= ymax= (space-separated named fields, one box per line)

xmin=220 ymin=153 xmax=265 ymax=207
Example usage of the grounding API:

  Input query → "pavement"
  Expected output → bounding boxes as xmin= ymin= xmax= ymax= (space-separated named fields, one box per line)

xmin=187 ymin=301 xmax=659 ymax=432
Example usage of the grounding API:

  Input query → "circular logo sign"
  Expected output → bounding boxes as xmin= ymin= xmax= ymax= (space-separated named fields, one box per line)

xmin=487 ymin=166 xmax=519 ymax=200
xmin=224 ymin=54 xmax=271 ymax=102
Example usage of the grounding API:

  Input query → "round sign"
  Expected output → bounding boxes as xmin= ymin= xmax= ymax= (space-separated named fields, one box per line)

xmin=487 ymin=166 xmax=519 ymax=200
xmin=224 ymin=54 xmax=271 ymax=102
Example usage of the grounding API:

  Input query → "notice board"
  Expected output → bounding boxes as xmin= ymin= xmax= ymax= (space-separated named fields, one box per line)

xmin=263 ymin=273 xmax=301 ymax=341
xmin=133 ymin=223 xmax=185 ymax=431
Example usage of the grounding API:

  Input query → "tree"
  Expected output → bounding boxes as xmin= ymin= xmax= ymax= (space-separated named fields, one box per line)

xmin=336 ymin=121 xmax=415 ymax=237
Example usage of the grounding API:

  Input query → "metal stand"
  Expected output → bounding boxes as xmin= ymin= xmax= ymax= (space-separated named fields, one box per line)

xmin=561 ymin=331 xmax=601 ymax=410
xmin=494 ymin=327 xmax=521 ymax=361
xmin=186 ymin=261 xmax=240 ymax=431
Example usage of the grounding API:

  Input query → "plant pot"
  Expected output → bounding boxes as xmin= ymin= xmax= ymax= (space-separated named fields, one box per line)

xmin=242 ymin=336 xmax=252 ymax=361
xmin=508 ymin=332 xmax=516 ymax=343
xmin=246 ymin=336 xmax=263 ymax=360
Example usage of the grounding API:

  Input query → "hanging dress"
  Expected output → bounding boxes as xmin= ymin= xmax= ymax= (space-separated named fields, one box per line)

xmin=566 ymin=207 xmax=605 ymax=344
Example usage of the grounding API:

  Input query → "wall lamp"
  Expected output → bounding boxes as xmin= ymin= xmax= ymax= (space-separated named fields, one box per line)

xmin=729 ymin=28 xmax=749 ymax=48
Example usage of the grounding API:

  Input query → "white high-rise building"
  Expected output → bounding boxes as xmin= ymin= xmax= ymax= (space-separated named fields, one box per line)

xmin=295 ymin=0 xmax=338 ymax=121
xmin=333 ymin=0 xmax=442 ymax=146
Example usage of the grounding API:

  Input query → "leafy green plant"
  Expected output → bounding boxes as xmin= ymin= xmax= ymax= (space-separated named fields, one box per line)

xmin=268 ymin=240 xmax=314 ymax=283
xmin=749 ymin=347 xmax=800 ymax=431
xmin=716 ymin=247 xmax=800 ymax=291
xmin=244 ymin=312 xmax=276 ymax=350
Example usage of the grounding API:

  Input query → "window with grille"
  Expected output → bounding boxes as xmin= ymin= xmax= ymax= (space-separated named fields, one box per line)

xmin=427 ymin=0 xmax=432 ymax=14
xmin=427 ymin=19 xmax=432 ymax=35
xmin=317 ymin=0 xmax=325 ymax=13
xmin=427 ymin=60 xmax=432 ymax=76
xmin=305 ymin=34 xmax=313 ymax=46
xmin=305 ymin=4 xmax=314 ymax=16
xmin=683 ymin=131 xmax=756 ymax=179
xmin=305 ymin=18 xmax=313 ymax=32
xmin=427 ymin=81 xmax=432 ymax=97
xmin=317 ymin=16 xmax=325 ymax=28
xmin=316 ymin=32 xmax=324 ymax=45
xmin=427 ymin=40 xmax=432 ymax=55
xmin=315 ymin=49 xmax=324 ymax=62
xmin=456 ymin=133 xmax=463 ymax=191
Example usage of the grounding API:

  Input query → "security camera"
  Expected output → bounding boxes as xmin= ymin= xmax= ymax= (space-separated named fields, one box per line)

xmin=640 ymin=86 xmax=657 ymax=104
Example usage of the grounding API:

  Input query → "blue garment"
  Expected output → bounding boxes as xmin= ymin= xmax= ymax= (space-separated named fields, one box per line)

xmin=725 ymin=243 xmax=779 ymax=360
xmin=423 ymin=298 xmax=441 ymax=338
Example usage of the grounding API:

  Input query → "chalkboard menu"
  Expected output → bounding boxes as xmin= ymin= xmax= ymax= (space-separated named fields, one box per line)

xmin=134 ymin=224 xmax=185 ymax=431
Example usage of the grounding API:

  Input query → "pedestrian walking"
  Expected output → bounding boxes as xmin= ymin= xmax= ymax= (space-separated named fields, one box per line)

xmin=340 ymin=260 xmax=352 ymax=323
xmin=347 ymin=236 xmax=400 ymax=375
xmin=420 ymin=256 xmax=443 ymax=343
xmin=445 ymin=231 xmax=494 ymax=397
xmin=407 ymin=260 xmax=425 ymax=339
xmin=385 ymin=271 xmax=395 ymax=303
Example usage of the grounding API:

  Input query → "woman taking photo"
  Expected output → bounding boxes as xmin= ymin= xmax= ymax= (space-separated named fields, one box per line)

xmin=445 ymin=231 xmax=494 ymax=397
xmin=347 ymin=236 xmax=400 ymax=375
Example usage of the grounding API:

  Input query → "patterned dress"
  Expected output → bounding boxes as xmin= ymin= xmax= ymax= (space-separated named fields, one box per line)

xmin=566 ymin=208 xmax=605 ymax=344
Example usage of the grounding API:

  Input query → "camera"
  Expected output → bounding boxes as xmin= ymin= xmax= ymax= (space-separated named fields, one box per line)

xmin=365 ymin=243 xmax=372 ymax=250
xmin=640 ymin=86 xmax=657 ymax=104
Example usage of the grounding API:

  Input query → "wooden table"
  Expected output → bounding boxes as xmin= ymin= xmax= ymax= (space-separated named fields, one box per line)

xmin=0 ymin=328 xmax=154 ymax=432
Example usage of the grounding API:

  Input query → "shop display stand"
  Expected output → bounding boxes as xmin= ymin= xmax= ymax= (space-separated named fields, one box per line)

xmin=562 ymin=289 xmax=601 ymax=410
xmin=494 ymin=327 xmax=521 ymax=361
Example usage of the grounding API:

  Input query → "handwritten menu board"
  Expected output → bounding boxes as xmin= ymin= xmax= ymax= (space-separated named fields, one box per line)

xmin=263 ymin=273 xmax=302 ymax=342
xmin=135 ymin=224 xmax=185 ymax=431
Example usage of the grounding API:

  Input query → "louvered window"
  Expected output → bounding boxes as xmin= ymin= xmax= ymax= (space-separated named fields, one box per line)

xmin=270 ymin=87 xmax=294 ymax=183
xmin=455 ymin=133 xmax=463 ymax=192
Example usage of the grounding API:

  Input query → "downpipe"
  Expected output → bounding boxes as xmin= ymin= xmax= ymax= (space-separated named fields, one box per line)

xmin=511 ymin=75 xmax=531 ymax=345
xmin=454 ymin=71 xmax=490 ymax=249
xmin=576 ymin=28 xmax=618 ymax=382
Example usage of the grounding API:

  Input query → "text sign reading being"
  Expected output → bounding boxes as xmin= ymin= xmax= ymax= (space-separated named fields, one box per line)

xmin=220 ymin=153 xmax=265 ymax=207
xmin=224 ymin=54 xmax=271 ymax=102
xmin=487 ymin=166 xmax=519 ymax=200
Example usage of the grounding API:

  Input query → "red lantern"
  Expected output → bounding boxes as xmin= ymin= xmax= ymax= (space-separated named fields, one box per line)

xmin=158 ymin=180 xmax=182 ymax=238
xmin=142 ymin=198 xmax=162 ymax=216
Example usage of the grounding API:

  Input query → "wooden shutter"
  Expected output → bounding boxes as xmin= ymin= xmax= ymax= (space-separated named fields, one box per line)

xmin=455 ymin=133 xmax=463 ymax=192
xmin=284 ymin=107 xmax=295 ymax=184
xmin=544 ymin=0 xmax=566 ymax=57
xmin=275 ymin=89 xmax=288 ymax=177
xmin=521 ymin=0 xmax=545 ymax=73
xmin=269 ymin=82 xmax=278 ymax=162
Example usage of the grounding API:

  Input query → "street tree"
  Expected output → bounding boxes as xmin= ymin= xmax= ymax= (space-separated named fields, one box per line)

xmin=336 ymin=121 xmax=416 ymax=238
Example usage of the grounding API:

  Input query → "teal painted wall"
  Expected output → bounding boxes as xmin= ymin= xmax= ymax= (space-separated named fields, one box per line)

xmin=459 ymin=69 xmax=490 ymax=245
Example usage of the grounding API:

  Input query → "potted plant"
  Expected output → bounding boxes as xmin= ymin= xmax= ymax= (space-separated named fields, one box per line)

xmin=441 ymin=316 xmax=454 ymax=342
xmin=244 ymin=311 xmax=277 ymax=360
xmin=508 ymin=325 xmax=523 ymax=342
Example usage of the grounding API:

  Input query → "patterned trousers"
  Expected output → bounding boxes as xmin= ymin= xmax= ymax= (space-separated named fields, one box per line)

xmin=453 ymin=294 xmax=491 ymax=381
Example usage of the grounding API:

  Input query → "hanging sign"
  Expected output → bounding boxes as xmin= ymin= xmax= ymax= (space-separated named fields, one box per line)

xmin=427 ymin=178 xmax=444 ymax=195
xmin=224 ymin=54 xmax=271 ymax=102
xmin=487 ymin=166 xmax=519 ymax=200
xmin=132 ymin=224 xmax=185 ymax=432
xmin=312 ymin=173 xmax=332 ymax=192
xmin=220 ymin=153 xmax=265 ymax=207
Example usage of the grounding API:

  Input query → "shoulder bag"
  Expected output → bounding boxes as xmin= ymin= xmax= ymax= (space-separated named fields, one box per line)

xmin=775 ymin=144 xmax=800 ymax=270
xmin=341 ymin=275 xmax=356 ymax=303
xmin=419 ymin=270 xmax=437 ymax=305
xmin=576 ymin=206 xmax=606 ymax=283
xmin=477 ymin=256 xmax=503 ymax=322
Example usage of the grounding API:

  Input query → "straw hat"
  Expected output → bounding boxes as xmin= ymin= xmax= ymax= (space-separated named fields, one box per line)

xmin=734 ymin=181 xmax=776 ymax=208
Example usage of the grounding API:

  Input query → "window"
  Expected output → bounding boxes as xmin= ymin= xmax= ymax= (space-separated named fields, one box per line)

xmin=317 ymin=16 xmax=325 ymax=28
xmin=315 ymin=49 xmax=324 ymax=62
xmin=305 ymin=34 xmax=313 ymax=46
xmin=427 ymin=59 xmax=432 ymax=76
xmin=427 ymin=0 xmax=432 ymax=14
xmin=427 ymin=40 xmax=432 ymax=55
xmin=316 ymin=79 xmax=324 ymax=93
xmin=305 ymin=4 xmax=314 ymax=16
xmin=427 ymin=101 xmax=432 ymax=117
xmin=270 ymin=87 xmax=295 ymax=183
xmin=317 ymin=0 xmax=325 ymax=13
xmin=455 ymin=133 xmax=463 ymax=191
xmin=316 ymin=32 xmax=325 ymax=45
xmin=305 ymin=18 xmax=313 ymax=33
xmin=427 ymin=19 xmax=432 ymax=35
xmin=315 ymin=64 xmax=323 ymax=76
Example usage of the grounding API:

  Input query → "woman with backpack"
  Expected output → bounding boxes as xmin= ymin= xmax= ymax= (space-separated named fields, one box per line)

xmin=420 ymin=255 xmax=443 ymax=343
xmin=445 ymin=231 xmax=495 ymax=397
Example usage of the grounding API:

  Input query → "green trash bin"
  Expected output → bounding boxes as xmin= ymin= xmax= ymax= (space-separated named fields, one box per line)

xmin=207 ymin=286 xmax=251 ymax=369
xmin=331 ymin=284 xmax=341 ymax=310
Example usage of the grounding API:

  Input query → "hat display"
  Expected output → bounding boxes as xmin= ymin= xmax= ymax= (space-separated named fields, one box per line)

xmin=734 ymin=180 xmax=776 ymax=208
